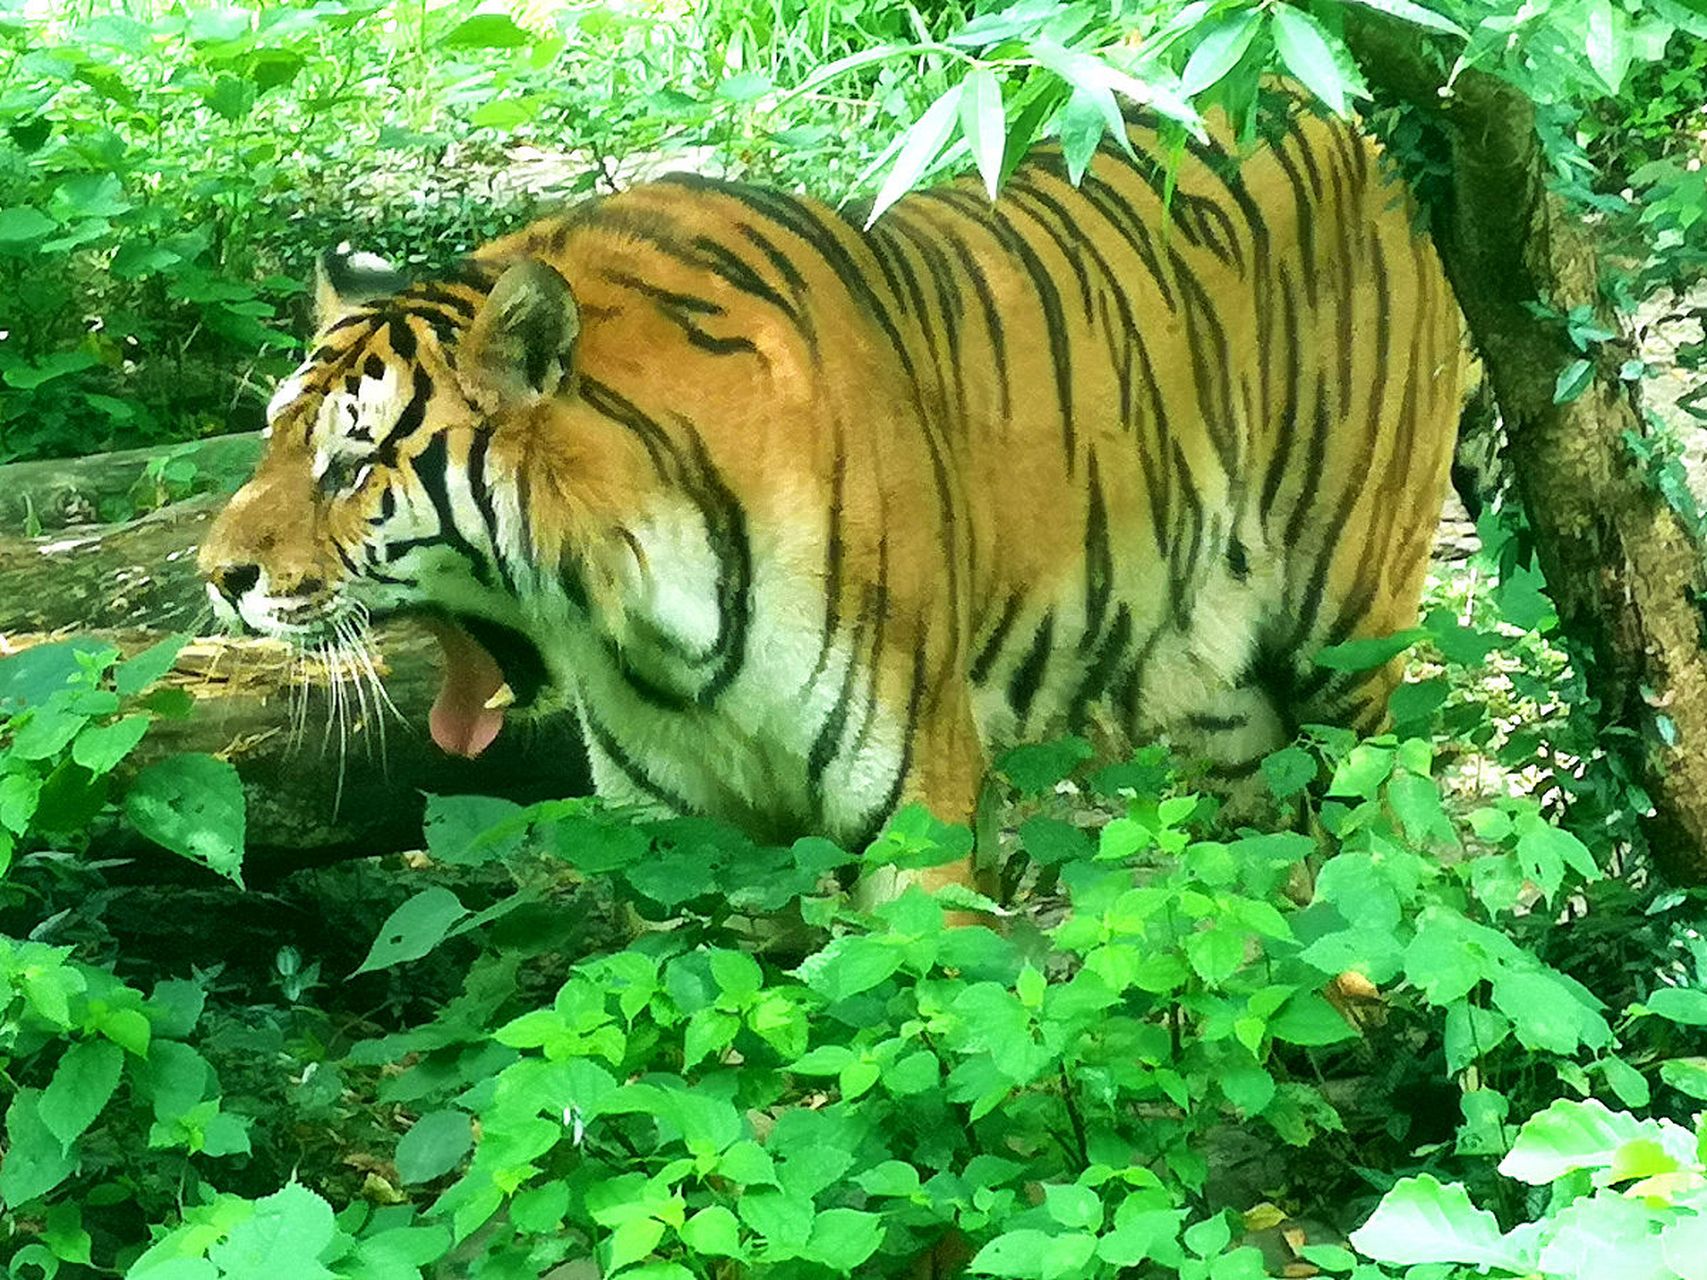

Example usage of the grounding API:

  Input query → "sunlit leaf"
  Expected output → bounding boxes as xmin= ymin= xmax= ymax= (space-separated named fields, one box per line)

xmin=1180 ymin=10 xmax=1263 ymax=96
xmin=960 ymin=66 xmax=1007 ymax=199
xmin=1271 ymin=7 xmax=1364 ymax=115
xmin=866 ymin=82 xmax=965 ymax=227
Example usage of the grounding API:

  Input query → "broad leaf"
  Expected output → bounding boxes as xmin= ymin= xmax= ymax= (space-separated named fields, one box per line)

xmin=866 ymin=83 xmax=965 ymax=227
xmin=354 ymin=887 xmax=469 ymax=975
xmin=125 ymin=754 xmax=246 ymax=883
xmin=1271 ymin=6 xmax=1364 ymax=115
xmin=1349 ymin=1174 xmax=1534 ymax=1271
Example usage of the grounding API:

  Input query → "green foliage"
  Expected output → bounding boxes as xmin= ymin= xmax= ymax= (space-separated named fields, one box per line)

xmin=4 ymin=0 xmax=1707 ymax=1276
xmin=0 ymin=639 xmax=256 ymax=1267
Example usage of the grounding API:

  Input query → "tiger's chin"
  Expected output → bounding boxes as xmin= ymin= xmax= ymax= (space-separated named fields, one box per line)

xmin=417 ymin=611 xmax=555 ymax=759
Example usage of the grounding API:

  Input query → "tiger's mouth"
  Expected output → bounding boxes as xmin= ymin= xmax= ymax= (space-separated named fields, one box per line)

xmin=422 ymin=612 xmax=552 ymax=758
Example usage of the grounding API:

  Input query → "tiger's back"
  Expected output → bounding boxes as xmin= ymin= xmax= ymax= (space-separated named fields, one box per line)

xmin=200 ymin=104 xmax=1463 ymax=869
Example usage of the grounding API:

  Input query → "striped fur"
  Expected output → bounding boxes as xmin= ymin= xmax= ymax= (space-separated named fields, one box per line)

xmin=201 ymin=105 xmax=1464 ymax=877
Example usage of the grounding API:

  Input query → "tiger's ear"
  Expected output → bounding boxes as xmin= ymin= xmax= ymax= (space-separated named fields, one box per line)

xmin=462 ymin=259 xmax=580 ymax=402
xmin=314 ymin=246 xmax=409 ymax=331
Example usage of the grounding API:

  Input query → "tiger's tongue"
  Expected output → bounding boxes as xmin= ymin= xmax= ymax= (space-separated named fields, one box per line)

xmin=426 ymin=620 xmax=506 ymax=758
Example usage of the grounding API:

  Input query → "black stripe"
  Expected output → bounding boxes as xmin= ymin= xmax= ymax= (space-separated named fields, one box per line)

xmin=583 ymin=710 xmax=696 ymax=814
xmin=813 ymin=445 xmax=848 ymax=680
xmin=1007 ymin=613 xmax=1055 ymax=722
xmin=1170 ymin=247 xmax=1240 ymax=476
xmin=387 ymin=316 xmax=418 ymax=361
xmin=970 ymin=594 xmax=1022 ymax=685
xmin=923 ymin=186 xmax=1077 ymax=469
xmin=411 ymin=433 xmax=490 ymax=587
xmin=941 ymin=236 xmax=1012 ymax=422
xmin=1081 ymin=451 xmax=1112 ymax=652
xmin=1067 ymin=604 xmax=1131 ymax=731
xmin=852 ymin=637 xmax=929 ymax=850
xmin=808 ymin=594 xmax=874 ymax=810
xmin=381 ymin=366 xmax=432 ymax=456
xmin=466 ymin=430 xmax=517 ymax=595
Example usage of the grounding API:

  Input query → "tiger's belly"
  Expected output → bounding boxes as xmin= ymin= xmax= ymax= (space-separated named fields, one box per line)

xmin=542 ymin=516 xmax=1286 ymax=845
xmin=544 ymin=577 xmax=917 ymax=849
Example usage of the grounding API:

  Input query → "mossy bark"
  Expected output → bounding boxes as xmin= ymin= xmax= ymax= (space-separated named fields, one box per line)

xmin=1351 ymin=16 xmax=1707 ymax=882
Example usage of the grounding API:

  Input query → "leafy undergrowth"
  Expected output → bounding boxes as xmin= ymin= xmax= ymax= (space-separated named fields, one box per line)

xmin=3 ymin=582 xmax=1707 ymax=1280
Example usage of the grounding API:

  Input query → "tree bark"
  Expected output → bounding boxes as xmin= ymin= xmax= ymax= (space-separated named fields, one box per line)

xmin=1349 ymin=16 xmax=1707 ymax=882
xmin=0 ymin=498 xmax=591 ymax=880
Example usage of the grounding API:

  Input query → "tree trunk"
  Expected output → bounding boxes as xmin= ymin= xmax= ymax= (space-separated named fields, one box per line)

xmin=0 ymin=496 xmax=591 ymax=880
xmin=1349 ymin=16 xmax=1707 ymax=882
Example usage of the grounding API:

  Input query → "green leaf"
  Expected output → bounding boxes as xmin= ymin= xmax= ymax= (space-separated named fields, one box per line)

xmin=39 ymin=1040 xmax=123 ymax=1151
xmin=0 ymin=773 xmax=41 ymax=836
xmin=470 ymin=97 xmax=544 ymax=130
xmin=1055 ymin=88 xmax=1108 ymax=185
xmin=681 ymin=1204 xmax=742 ymax=1257
xmin=1043 ymin=1183 xmax=1103 ymax=1231
xmin=997 ymin=737 xmax=1094 ymax=793
xmin=1657 ymin=1057 xmax=1707 ymax=1100
xmin=1185 ymin=1214 xmax=1232 ymax=1257
xmin=1348 ymin=1174 xmax=1533 ymax=1271
xmin=857 ymin=1160 xmax=923 ymax=1197
xmin=803 ymin=1208 xmax=884 ymax=1270
xmin=1554 ymin=357 xmax=1594 ymax=404
xmin=125 ymin=754 xmax=246 ymax=883
xmin=684 ymin=1007 xmax=740 ymax=1067
xmin=208 ymin=1183 xmax=337 ymax=1280
xmin=10 ymin=706 xmax=88 ymax=761
xmin=70 ymin=715 xmax=150 ymax=776
xmin=423 ymin=793 xmax=525 ymax=865
xmin=959 ymin=67 xmax=1006 ymax=199
xmin=867 ymin=83 xmax=965 ymax=227
xmin=1497 ymin=1098 xmax=1649 ymax=1184
xmin=1327 ymin=744 xmax=1394 ymax=800
xmin=1645 ymin=986 xmax=1707 ymax=1026
xmin=511 ymin=1182 xmax=569 ymax=1233
xmin=1598 ymin=1055 xmax=1651 ymax=1109
xmin=1514 ymin=819 xmax=1599 ymax=900
xmin=738 ymin=1189 xmax=815 ymax=1249
xmin=1584 ymin=0 xmax=1632 ymax=91
xmin=353 ymin=887 xmax=468 ymax=975
xmin=1270 ymin=6 xmax=1364 ymax=115
xmin=1442 ymin=1002 xmax=1510 ymax=1072
xmin=1185 ymin=926 xmax=1246 ymax=985
xmin=0 ymin=206 xmax=55 ymax=243
xmin=1261 ymin=745 xmax=1316 ymax=799
xmin=1339 ymin=0 xmax=1466 ymax=36
xmin=1314 ymin=630 xmax=1424 ymax=671
xmin=709 ymin=949 xmax=763 ymax=1003
xmin=395 ymin=1109 xmax=472 ymax=1183
xmin=1181 ymin=10 xmax=1262 ymax=95
xmin=441 ymin=13 xmax=533 ymax=47
xmin=114 ymin=636 xmax=186 ymax=696
xmin=1268 ymin=992 xmax=1357 ymax=1045
xmin=796 ymin=935 xmax=902 ymax=1000
xmin=0 ymin=1090 xmax=78 ymax=1207
xmin=970 ymin=1228 xmax=1097 ymax=1278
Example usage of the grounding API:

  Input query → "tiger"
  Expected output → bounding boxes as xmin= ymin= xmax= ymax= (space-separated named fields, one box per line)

xmin=199 ymin=103 xmax=1465 ymax=902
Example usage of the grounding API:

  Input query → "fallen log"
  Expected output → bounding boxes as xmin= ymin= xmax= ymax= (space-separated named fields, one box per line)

xmin=0 ymin=433 xmax=263 ymax=533
xmin=0 ymin=497 xmax=591 ymax=880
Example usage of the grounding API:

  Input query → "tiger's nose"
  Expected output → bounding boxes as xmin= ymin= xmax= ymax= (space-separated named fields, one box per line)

xmin=212 ymin=563 xmax=261 ymax=604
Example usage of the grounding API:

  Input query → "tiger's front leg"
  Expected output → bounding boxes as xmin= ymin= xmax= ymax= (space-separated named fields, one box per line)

xmin=855 ymin=685 xmax=988 ymax=919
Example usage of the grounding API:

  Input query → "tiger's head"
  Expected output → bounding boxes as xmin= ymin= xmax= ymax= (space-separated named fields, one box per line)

xmin=199 ymin=247 xmax=582 ymax=757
